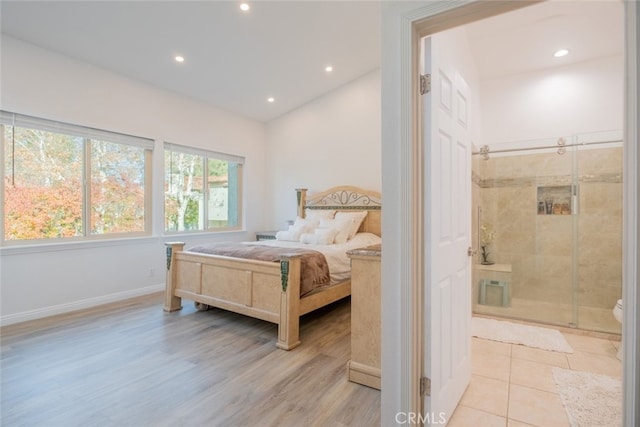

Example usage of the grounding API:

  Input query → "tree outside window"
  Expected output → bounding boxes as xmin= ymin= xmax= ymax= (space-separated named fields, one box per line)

xmin=3 ymin=126 xmax=83 ymax=240
xmin=164 ymin=145 xmax=242 ymax=232
xmin=2 ymin=112 xmax=151 ymax=243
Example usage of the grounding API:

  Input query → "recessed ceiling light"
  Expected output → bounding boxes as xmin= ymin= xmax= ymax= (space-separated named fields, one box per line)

xmin=240 ymin=3 xmax=250 ymax=12
xmin=267 ymin=97 xmax=275 ymax=103
xmin=325 ymin=65 xmax=333 ymax=73
xmin=174 ymin=55 xmax=185 ymax=63
xmin=554 ymin=49 xmax=569 ymax=58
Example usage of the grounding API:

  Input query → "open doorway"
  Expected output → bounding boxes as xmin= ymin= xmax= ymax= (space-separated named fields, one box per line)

xmin=451 ymin=3 xmax=625 ymax=423
xmin=380 ymin=1 xmax=638 ymax=426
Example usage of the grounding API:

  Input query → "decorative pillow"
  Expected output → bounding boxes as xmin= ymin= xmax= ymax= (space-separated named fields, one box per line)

xmin=300 ymin=233 xmax=319 ymax=245
xmin=334 ymin=211 xmax=368 ymax=240
xmin=304 ymin=209 xmax=336 ymax=220
xmin=293 ymin=216 xmax=320 ymax=228
xmin=275 ymin=230 xmax=296 ymax=241
xmin=319 ymin=218 xmax=351 ymax=244
xmin=314 ymin=227 xmax=339 ymax=245
xmin=286 ymin=217 xmax=320 ymax=241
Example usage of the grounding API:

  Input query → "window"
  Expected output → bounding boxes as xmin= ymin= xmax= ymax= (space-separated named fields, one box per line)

xmin=164 ymin=143 xmax=243 ymax=232
xmin=1 ymin=111 xmax=152 ymax=243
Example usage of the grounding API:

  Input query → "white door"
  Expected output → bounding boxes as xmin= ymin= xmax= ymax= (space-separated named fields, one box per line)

xmin=422 ymin=35 xmax=472 ymax=424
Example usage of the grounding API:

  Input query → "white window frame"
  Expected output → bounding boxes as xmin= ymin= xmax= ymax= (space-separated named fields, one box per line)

xmin=1 ymin=111 xmax=153 ymax=245
xmin=163 ymin=142 xmax=244 ymax=234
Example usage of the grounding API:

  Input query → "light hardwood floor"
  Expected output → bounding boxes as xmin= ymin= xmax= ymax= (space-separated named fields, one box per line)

xmin=1 ymin=293 xmax=380 ymax=427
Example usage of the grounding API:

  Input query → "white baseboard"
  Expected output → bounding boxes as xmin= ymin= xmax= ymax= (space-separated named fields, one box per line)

xmin=0 ymin=284 xmax=165 ymax=326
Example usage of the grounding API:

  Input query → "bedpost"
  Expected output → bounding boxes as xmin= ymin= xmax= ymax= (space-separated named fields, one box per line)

xmin=164 ymin=242 xmax=185 ymax=312
xmin=276 ymin=256 xmax=301 ymax=350
xmin=295 ymin=188 xmax=307 ymax=219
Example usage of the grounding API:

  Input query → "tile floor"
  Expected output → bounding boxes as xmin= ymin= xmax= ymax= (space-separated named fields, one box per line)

xmin=449 ymin=331 xmax=622 ymax=426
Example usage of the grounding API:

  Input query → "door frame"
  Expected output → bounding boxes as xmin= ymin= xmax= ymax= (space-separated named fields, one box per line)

xmin=380 ymin=1 xmax=639 ymax=425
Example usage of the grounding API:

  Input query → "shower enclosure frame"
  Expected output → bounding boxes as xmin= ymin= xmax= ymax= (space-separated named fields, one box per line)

xmin=472 ymin=131 xmax=623 ymax=334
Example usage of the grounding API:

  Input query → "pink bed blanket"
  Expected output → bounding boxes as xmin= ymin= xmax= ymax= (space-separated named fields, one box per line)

xmin=186 ymin=243 xmax=330 ymax=296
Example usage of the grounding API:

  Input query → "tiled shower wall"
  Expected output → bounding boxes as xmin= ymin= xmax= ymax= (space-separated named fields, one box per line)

xmin=472 ymin=145 xmax=622 ymax=323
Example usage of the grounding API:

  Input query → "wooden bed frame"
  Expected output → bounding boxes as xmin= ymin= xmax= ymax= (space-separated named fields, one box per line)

xmin=163 ymin=186 xmax=381 ymax=350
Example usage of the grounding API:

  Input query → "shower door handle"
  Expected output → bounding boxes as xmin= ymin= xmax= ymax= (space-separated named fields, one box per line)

xmin=467 ymin=247 xmax=477 ymax=257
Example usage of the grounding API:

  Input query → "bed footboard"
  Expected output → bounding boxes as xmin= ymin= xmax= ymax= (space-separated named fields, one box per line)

xmin=163 ymin=242 xmax=303 ymax=350
xmin=164 ymin=242 xmax=185 ymax=312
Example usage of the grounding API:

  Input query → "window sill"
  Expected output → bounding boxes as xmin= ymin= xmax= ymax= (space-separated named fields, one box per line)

xmin=0 ymin=236 xmax=162 ymax=256
xmin=0 ymin=230 xmax=249 ymax=256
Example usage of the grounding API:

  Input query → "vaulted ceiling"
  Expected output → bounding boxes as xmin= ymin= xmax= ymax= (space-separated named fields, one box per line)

xmin=1 ymin=1 xmax=623 ymax=123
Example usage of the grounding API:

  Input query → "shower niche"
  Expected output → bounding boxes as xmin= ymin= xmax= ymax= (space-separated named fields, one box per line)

xmin=537 ymin=185 xmax=573 ymax=215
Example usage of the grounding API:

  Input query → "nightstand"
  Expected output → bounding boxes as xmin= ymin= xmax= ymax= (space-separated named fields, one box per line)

xmin=255 ymin=230 xmax=278 ymax=241
xmin=346 ymin=244 xmax=381 ymax=390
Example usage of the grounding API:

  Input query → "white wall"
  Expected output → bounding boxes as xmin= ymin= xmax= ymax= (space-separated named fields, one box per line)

xmin=0 ymin=36 xmax=267 ymax=324
xmin=265 ymin=69 xmax=381 ymax=229
xmin=480 ymin=55 xmax=624 ymax=145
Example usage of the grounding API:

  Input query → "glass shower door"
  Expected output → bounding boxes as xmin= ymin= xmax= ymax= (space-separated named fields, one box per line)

xmin=575 ymin=134 xmax=623 ymax=334
xmin=472 ymin=137 xmax=577 ymax=326
xmin=472 ymin=131 xmax=623 ymax=335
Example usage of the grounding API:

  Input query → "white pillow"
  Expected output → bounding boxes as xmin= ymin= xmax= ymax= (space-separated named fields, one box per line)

xmin=304 ymin=209 xmax=336 ymax=220
xmin=319 ymin=218 xmax=351 ymax=244
xmin=287 ymin=217 xmax=319 ymax=241
xmin=300 ymin=232 xmax=318 ymax=245
xmin=334 ymin=211 xmax=368 ymax=240
xmin=314 ymin=227 xmax=339 ymax=245
xmin=292 ymin=216 xmax=320 ymax=229
xmin=275 ymin=230 xmax=296 ymax=241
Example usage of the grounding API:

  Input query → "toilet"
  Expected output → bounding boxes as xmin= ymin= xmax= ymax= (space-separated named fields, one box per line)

xmin=613 ymin=299 xmax=623 ymax=360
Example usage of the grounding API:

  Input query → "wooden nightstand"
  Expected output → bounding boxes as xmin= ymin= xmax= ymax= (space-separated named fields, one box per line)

xmin=346 ymin=244 xmax=381 ymax=390
xmin=255 ymin=230 xmax=278 ymax=241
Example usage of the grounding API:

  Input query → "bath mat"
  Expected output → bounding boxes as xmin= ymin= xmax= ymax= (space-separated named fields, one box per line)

xmin=552 ymin=367 xmax=622 ymax=427
xmin=472 ymin=317 xmax=574 ymax=353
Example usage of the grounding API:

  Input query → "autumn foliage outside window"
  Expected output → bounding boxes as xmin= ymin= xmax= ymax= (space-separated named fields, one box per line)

xmin=2 ymin=112 xmax=152 ymax=242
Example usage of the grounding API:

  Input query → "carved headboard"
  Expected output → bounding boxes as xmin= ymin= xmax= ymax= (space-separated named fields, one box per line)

xmin=296 ymin=186 xmax=382 ymax=237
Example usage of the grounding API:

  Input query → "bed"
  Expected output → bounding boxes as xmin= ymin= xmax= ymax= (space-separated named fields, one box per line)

xmin=163 ymin=186 xmax=382 ymax=350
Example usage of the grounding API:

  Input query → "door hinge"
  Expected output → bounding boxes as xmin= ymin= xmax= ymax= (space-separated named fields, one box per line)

xmin=420 ymin=74 xmax=431 ymax=95
xmin=420 ymin=376 xmax=431 ymax=396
